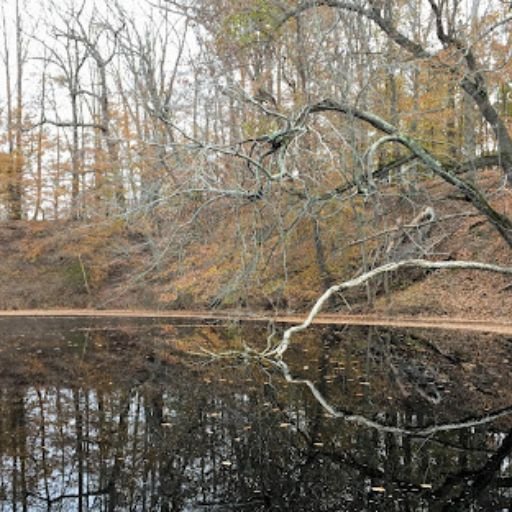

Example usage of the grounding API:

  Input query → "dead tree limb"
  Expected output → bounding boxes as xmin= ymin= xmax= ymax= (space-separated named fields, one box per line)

xmin=267 ymin=259 xmax=512 ymax=358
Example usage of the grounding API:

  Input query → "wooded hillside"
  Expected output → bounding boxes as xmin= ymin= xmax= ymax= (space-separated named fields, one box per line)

xmin=1 ymin=0 xmax=512 ymax=313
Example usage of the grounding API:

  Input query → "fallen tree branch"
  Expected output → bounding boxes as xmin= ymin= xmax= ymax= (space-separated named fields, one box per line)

xmin=304 ymin=99 xmax=512 ymax=246
xmin=267 ymin=259 xmax=512 ymax=357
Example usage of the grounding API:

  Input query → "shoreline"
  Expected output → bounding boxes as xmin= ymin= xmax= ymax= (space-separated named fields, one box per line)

xmin=0 ymin=309 xmax=511 ymax=335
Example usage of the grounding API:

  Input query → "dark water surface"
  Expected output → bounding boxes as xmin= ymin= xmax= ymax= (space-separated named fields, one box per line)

xmin=0 ymin=317 xmax=511 ymax=511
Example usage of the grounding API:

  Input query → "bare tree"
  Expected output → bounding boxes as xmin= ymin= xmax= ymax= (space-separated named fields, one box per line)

xmin=55 ymin=9 xmax=126 ymax=213
xmin=39 ymin=0 xmax=91 ymax=217
xmin=1 ymin=0 xmax=27 ymax=219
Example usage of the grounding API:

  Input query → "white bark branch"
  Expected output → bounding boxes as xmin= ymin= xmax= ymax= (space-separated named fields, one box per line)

xmin=268 ymin=259 xmax=512 ymax=357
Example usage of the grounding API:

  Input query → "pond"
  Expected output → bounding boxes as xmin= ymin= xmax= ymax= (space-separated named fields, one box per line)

xmin=0 ymin=316 xmax=511 ymax=511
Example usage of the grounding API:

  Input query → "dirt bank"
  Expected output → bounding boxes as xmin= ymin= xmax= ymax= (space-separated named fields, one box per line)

xmin=1 ymin=184 xmax=512 ymax=320
xmin=1 ymin=309 xmax=512 ymax=336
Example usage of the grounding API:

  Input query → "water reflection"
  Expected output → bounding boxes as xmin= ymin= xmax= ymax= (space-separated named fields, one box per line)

xmin=0 ymin=317 xmax=511 ymax=511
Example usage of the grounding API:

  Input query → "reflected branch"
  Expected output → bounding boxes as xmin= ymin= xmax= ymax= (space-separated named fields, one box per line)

xmin=434 ymin=428 xmax=512 ymax=509
xmin=273 ymin=358 xmax=512 ymax=437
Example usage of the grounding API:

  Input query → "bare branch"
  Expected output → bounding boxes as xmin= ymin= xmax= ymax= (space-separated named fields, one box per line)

xmin=279 ymin=1 xmax=431 ymax=59
xmin=280 ymin=1 xmax=512 ymax=181
xmin=30 ymin=117 xmax=104 ymax=131
xmin=302 ymin=99 xmax=512 ymax=246
xmin=268 ymin=259 xmax=512 ymax=357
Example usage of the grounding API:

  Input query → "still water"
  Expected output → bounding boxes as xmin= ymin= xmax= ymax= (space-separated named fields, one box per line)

xmin=0 ymin=316 xmax=511 ymax=511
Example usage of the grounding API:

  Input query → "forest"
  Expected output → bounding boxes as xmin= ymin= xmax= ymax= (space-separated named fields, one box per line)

xmin=1 ymin=0 xmax=512 ymax=315
xmin=3 ymin=3 xmax=512 ymax=510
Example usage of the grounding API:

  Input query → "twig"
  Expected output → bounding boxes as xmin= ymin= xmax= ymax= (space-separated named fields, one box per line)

xmin=78 ymin=254 xmax=91 ymax=296
xmin=347 ymin=212 xmax=479 ymax=248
